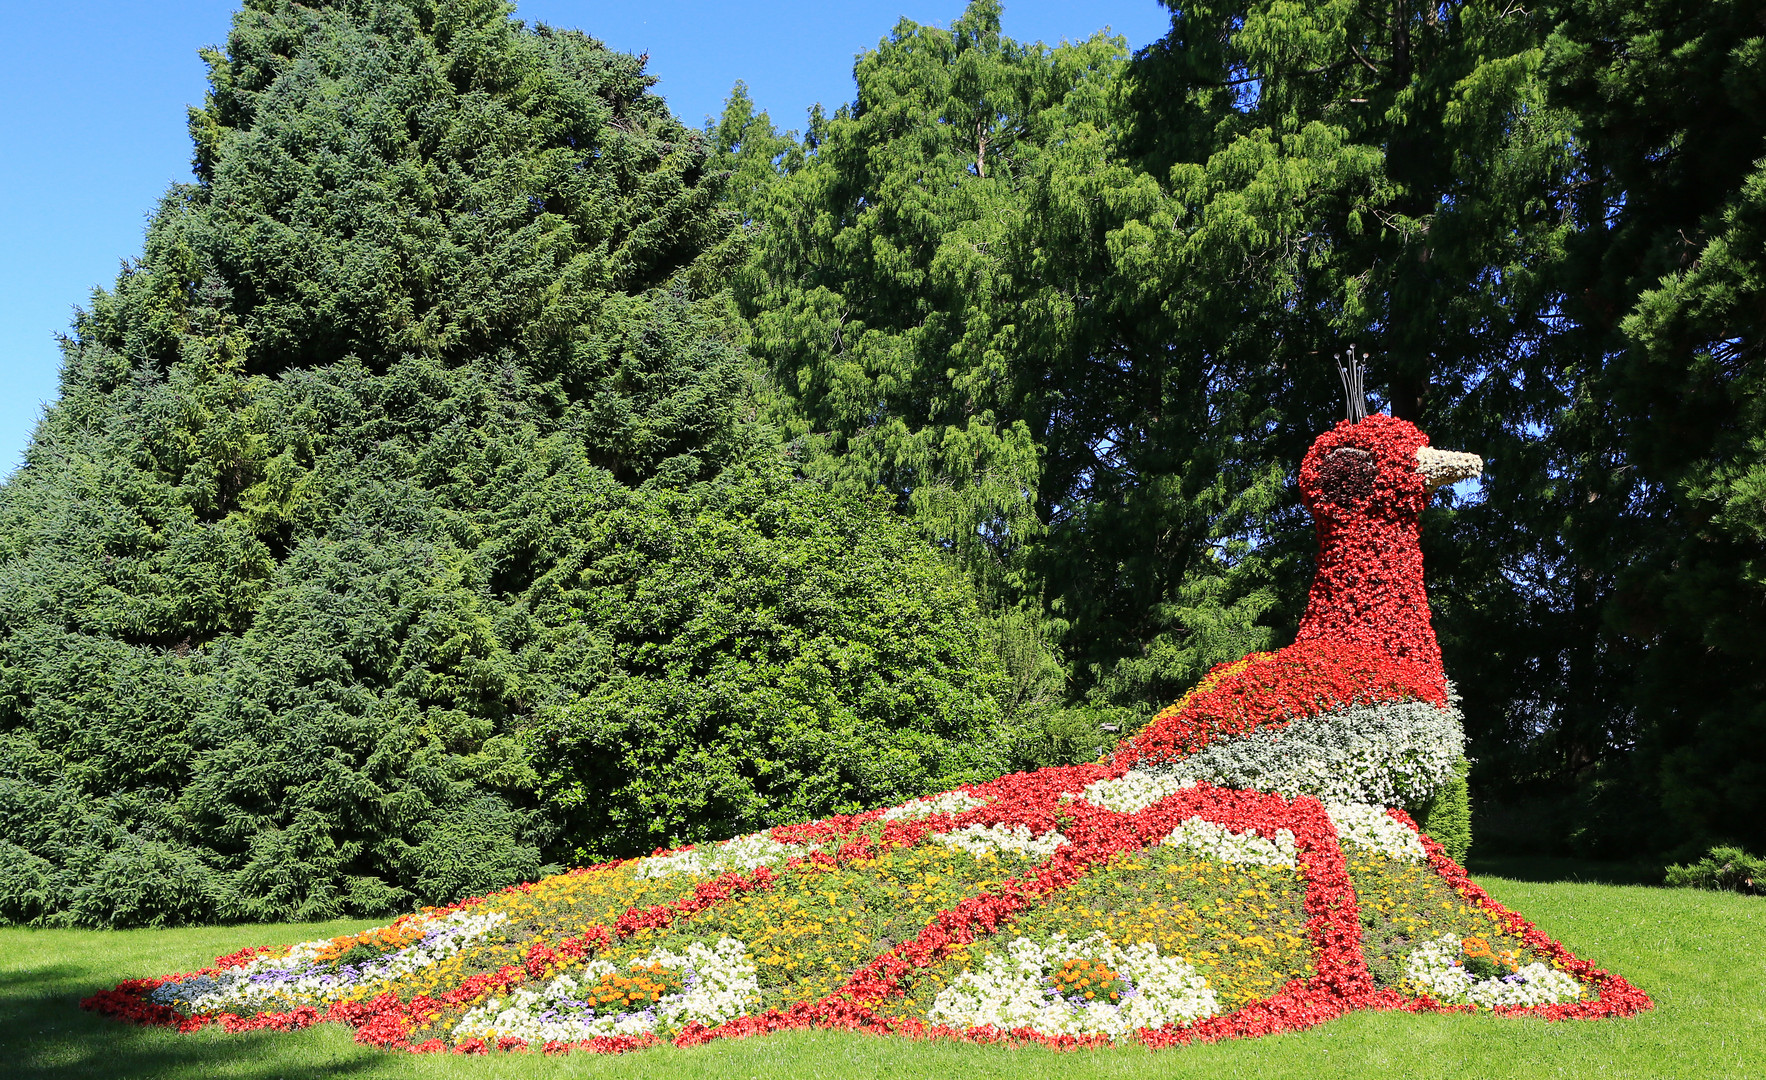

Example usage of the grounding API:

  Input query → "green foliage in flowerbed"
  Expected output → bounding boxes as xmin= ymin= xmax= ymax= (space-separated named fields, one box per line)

xmin=402 ymin=825 xmax=1046 ymax=1045
xmin=1414 ymin=760 xmax=1472 ymax=865
xmin=1346 ymin=847 xmax=1520 ymax=992
xmin=0 ymin=0 xmax=1031 ymax=929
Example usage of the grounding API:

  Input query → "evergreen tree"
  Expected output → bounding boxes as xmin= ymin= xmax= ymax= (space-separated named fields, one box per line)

xmin=735 ymin=0 xmax=1577 ymax=730
xmin=0 ymin=0 xmax=1014 ymax=927
xmin=1532 ymin=0 xmax=1766 ymax=853
xmin=732 ymin=2 xmax=1287 ymax=718
xmin=734 ymin=0 xmax=1075 ymax=586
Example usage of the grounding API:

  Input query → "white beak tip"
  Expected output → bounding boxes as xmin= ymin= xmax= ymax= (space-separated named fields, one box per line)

xmin=1415 ymin=446 xmax=1483 ymax=490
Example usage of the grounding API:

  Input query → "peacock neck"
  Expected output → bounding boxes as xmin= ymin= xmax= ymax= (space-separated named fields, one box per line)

xmin=1294 ymin=512 xmax=1444 ymax=672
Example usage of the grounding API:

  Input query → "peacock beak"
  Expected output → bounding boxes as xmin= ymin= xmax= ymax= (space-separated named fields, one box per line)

xmin=1415 ymin=446 xmax=1483 ymax=492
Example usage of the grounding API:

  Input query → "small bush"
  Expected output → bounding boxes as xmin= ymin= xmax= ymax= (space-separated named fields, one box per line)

xmin=407 ymin=797 xmax=547 ymax=907
xmin=0 ymin=841 xmax=54 ymax=923
xmin=1664 ymin=846 xmax=1766 ymax=896
xmin=1416 ymin=759 xmax=1473 ymax=865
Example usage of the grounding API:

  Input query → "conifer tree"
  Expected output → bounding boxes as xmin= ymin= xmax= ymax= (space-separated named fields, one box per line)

xmin=1530 ymin=0 xmax=1766 ymax=852
xmin=0 ymin=0 xmax=1014 ymax=927
xmin=735 ymin=0 xmax=1576 ymax=724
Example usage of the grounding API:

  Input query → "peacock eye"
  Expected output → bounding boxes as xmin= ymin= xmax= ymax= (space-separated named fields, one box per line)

xmin=1318 ymin=447 xmax=1376 ymax=504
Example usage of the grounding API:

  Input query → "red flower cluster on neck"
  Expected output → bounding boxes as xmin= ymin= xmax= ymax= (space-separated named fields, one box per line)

xmin=1114 ymin=414 xmax=1451 ymax=769
xmin=1293 ymin=413 xmax=1441 ymax=668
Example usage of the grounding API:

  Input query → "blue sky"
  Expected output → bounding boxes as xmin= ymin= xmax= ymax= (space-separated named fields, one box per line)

xmin=0 ymin=0 xmax=1173 ymax=475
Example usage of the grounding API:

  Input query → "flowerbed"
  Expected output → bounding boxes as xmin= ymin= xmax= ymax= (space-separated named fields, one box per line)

xmin=84 ymin=767 xmax=1649 ymax=1054
xmin=83 ymin=415 xmax=1647 ymax=1052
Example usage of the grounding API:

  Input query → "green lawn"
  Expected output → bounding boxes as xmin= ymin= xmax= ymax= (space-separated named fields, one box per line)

xmin=4 ymin=863 xmax=1759 ymax=1080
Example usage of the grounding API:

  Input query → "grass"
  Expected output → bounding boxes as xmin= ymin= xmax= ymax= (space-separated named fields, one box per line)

xmin=4 ymin=863 xmax=1761 ymax=1080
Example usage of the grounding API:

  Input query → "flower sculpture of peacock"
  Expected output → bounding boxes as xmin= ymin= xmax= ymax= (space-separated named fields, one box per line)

xmin=87 ymin=379 xmax=1651 ymax=1053
xmin=1104 ymin=409 xmax=1486 ymax=830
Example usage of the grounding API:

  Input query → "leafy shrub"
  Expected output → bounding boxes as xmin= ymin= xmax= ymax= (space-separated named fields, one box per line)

xmin=406 ymin=797 xmax=549 ymax=908
xmin=65 ymin=840 xmax=219 ymax=930
xmin=1416 ymin=759 xmax=1473 ymax=865
xmin=526 ymin=466 xmax=1011 ymax=860
xmin=0 ymin=841 xmax=53 ymax=924
xmin=1665 ymin=846 xmax=1766 ymax=896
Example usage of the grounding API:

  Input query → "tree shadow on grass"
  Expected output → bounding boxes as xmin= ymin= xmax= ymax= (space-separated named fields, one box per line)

xmin=1464 ymin=853 xmax=1664 ymax=887
xmin=1 ymin=963 xmax=389 ymax=1080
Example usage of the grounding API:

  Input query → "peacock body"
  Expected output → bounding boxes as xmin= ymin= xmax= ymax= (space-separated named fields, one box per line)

xmin=86 ymin=415 xmax=1649 ymax=1053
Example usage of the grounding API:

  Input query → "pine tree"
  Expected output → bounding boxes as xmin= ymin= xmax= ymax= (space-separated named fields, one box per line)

xmin=1532 ymin=0 xmax=1766 ymax=853
xmin=0 ymin=0 xmax=1014 ymax=927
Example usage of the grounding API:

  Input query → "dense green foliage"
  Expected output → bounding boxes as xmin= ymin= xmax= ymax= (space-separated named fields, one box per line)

xmin=729 ymin=1 xmax=1292 ymax=711
xmin=0 ymin=0 xmax=1020 ymax=927
xmin=1527 ymin=0 xmax=1766 ymax=856
xmin=727 ymin=0 xmax=1766 ymax=858
xmin=525 ymin=469 xmax=1011 ymax=862
xmin=1416 ymin=760 xmax=1473 ymax=865
xmin=725 ymin=0 xmax=1582 ymax=724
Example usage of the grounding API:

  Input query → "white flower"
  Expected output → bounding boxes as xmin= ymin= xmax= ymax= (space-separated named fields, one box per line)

xmin=451 ymin=936 xmax=759 ymax=1044
xmin=881 ymin=790 xmax=990 ymax=820
xmin=1326 ymin=803 xmax=1427 ymax=862
xmin=1401 ymin=934 xmax=1584 ymax=1008
xmin=927 ymin=933 xmax=1218 ymax=1039
xmin=1101 ymin=699 xmax=1464 ymax=809
xmin=931 ymin=822 xmax=1067 ymax=859
xmin=1162 ymin=817 xmax=1298 ymax=867
xmin=634 ymin=831 xmax=815 ymax=879
xmin=1076 ymin=771 xmax=1197 ymax=814
xmin=155 ymin=908 xmax=509 ymax=1015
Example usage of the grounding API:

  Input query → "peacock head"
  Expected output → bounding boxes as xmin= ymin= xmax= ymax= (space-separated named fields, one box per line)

xmin=1298 ymin=413 xmax=1482 ymax=527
